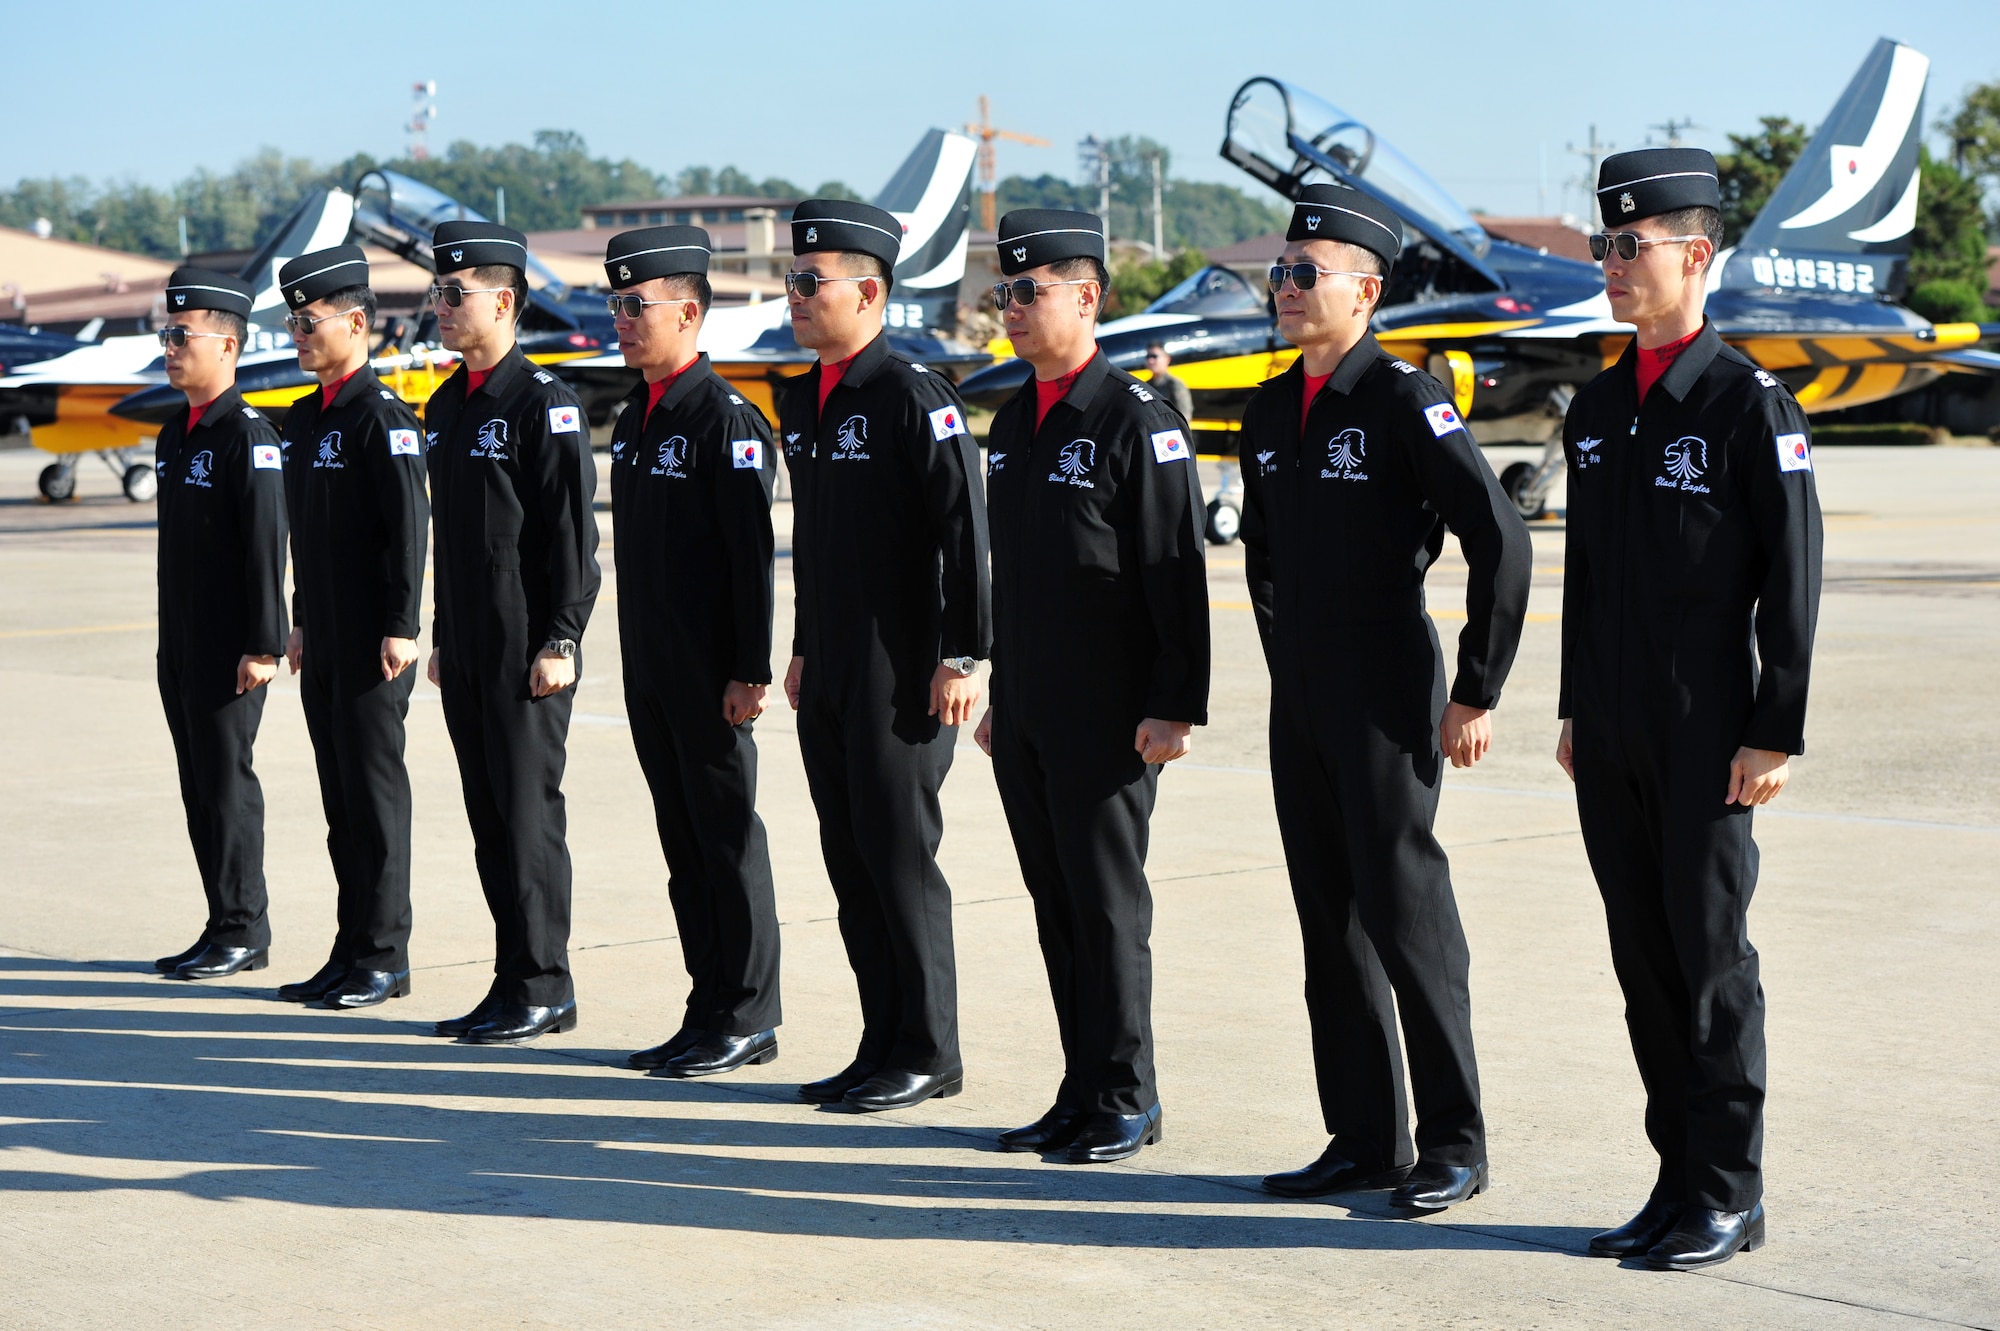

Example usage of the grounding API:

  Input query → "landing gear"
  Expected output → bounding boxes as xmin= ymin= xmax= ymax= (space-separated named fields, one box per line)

xmin=1497 ymin=385 xmax=1577 ymax=521
xmin=34 ymin=447 xmax=157 ymax=504
xmin=37 ymin=461 xmax=75 ymax=502
xmin=1205 ymin=458 xmax=1243 ymax=545
xmin=123 ymin=462 xmax=159 ymax=503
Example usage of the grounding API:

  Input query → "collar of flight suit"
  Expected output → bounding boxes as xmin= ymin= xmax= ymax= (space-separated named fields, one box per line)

xmin=1610 ymin=317 xmax=1724 ymax=405
xmin=314 ymin=362 xmax=381 ymax=415
xmin=188 ymin=385 xmax=246 ymax=435
xmin=1321 ymin=329 xmax=1382 ymax=397
xmin=616 ymin=352 xmax=715 ymax=424
xmin=1004 ymin=348 xmax=1113 ymax=427
xmin=461 ymin=342 xmax=532 ymax=403
xmin=813 ymin=329 xmax=893 ymax=399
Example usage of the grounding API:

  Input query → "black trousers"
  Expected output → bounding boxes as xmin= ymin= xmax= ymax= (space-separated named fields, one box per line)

xmin=157 ymin=652 xmax=271 ymax=949
xmin=1268 ymin=654 xmax=1485 ymax=1170
xmin=796 ymin=683 xmax=959 ymax=1075
xmin=627 ymin=684 xmax=781 ymax=1036
xmin=991 ymin=708 xmax=1159 ymax=1115
xmin=440 ymin=668 xmax=576 ymax=1007
xmin=298 ymin=654 xmax=414 ymax=972
xmin=1573 ymin=716 xmax=1765 ymax=1212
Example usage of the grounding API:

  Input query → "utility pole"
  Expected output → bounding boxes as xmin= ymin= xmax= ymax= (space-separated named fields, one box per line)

xmin=494 ymin=187 xmax=506 ymax=225
xmin=1567 ymin=125 xmax=1612 ymax=226
xmin=1150 ymin=152 xmax=1165 ymax=259
xmin=1647 ymin=117 xmax=1701 ymax=148
xmin=1079 ymin=136 xmax=1111 ymax=234
xmin=408 ymin=80 xmax=437 ymax=162
xmin=964 ymin=96 xmax=1049 ymax=232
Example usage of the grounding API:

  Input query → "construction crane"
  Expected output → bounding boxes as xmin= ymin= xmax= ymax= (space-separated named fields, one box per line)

xmin=964 ymin=96 xmax=1050 ymax=231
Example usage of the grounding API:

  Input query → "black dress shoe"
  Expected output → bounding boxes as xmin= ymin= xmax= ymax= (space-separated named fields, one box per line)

xmin=842 ymin=1067 xmax=964 ymax=1112
xmin=1645 ymin=1202 xmax=1765 ymax=1270
xmin=997 ymin=1104 xmax=1084 ymax=1154
xmin=651 ymin=1029 xmax=778 ymax=1079
xmin=799 ymin=1060 xmax=878 ymax=1104
xmin=1389 ymin=1160 xmax=1489 ymax=1211
xmin=433 ymin=989 xmax=502 ymax=1039
xmin=171 ymin=944 xmax=268 ymax=981
xmin=465 ymin=999 xmax=578 ymax=1044
xmin=155 ymin=939 xmax=208 ymax=974
xmin=1061 ymin=1105 xmax=1163 ymax=1164
xmin=627 ymin=1027 xmax=702 ymax=1070
xmin=1262 ymin=1142 xmax=1412 ymax=1198
xmin=322 ymin=969 xmax=411 ymax=1010
xmin=277 ymin=959 xmax=350 ymax=1004
xmin=1588 ymin=1199 xmax=1687 ymax=1258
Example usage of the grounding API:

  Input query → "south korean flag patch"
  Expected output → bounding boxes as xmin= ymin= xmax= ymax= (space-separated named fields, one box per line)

xmin=1422 ymin=401 xmax=1466 ymax=438
xmin=928 ymin=403 xmax=967 ymax=441
xmin=1151 ymin=428 xmax=1190 ymax=464
xmin=731 ymin=439 xmax=764 ymax=470
xmin=1775 ymin=431 xmax=1812 ymax=473
xmin=251 ymin=443 xmax=282 ymax=471
xmin=547 ymin=404 xmax=581 ymax=434
xmin=388 ymin=428 xmax=420 ymax=457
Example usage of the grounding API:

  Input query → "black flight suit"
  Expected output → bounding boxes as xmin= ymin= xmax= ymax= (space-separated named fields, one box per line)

xmin=425 ymin=347 xmax=601 ymax=1009
xmin=1240 ymin=336 xmax=1531 ymax=1170
xmin=984 ymin=352 xmax=1210 ymax=1116
xmin=608 ymin=355 xmax=780 ymax=1036
xmin=1560 ymin=322 xmax=1821 ymax=1213
xmin=778 ymin=333 xmax=991 ymax=1077
xmin=155 ymin=389 xmax=288 ymax=950
xmin=281 ymin=368 xmax=429 ymax=975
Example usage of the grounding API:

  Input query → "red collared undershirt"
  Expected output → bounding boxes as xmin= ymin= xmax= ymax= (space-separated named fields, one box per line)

xmin=1635 ymin=327 xmax=1701 ymax=405
xmin=1301 ymin=370 xmax=1332 ymax=435
xmin=817 ymin=351 xmax=860 ymax=416
xmin=321 ymin=368 xmax=359 ymax=409
xmin=465 ymin=367 xmax=491 ymax=396
xmin=645 ymin=356 xmax=700 ymax=424
xmin=186 ymin=398 xmax=216 ymax=435
xmin=1035 ymin=357 xmax=1093 ymax=430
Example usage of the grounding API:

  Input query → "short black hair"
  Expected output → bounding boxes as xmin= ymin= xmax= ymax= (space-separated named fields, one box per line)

xmin=1051 ymin=254 xmax=1110 ymax=291
xmin=837 ymin=250 xmax=895 ymax=296
xmin=1653 ymin=205 xmax=1725 ymax=267
xmin=473 ymin=263 xmax=529 ymax=323
xmin=660 ymin=272 xmax=712 ymax=314
xmin=197 ymin=307 xmax=248 ymax=345
xmin=322 ymin=284 xmax=378 ymax=326
xmin=1331 ymin=241 xmax=1386 ymax=280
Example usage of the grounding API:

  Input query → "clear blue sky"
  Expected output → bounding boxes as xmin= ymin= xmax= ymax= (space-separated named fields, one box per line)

xmin=9 ymin=0 xmax=1998 ymax=219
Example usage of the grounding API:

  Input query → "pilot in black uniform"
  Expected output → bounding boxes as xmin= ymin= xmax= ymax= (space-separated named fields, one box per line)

xmin=601 ymin=226 xmax=783 ymax=1080
xmin=1241 ymin=186 xmax=1531 ymax=1212
xmin=273 ymin=247 xmax=431 ymax=1012
xmin=1561 ymin=149 xmax=1821 ymax=1271
xmin=151 ymin=268 xmax=289 ymax=982
xmin=778 ymin=199 xmax=992 ymax=1112
xmin=422 ymin=221 xmax=602 ymax=1046
xmin=975 ymin=210 xmax=1209 ymax=1164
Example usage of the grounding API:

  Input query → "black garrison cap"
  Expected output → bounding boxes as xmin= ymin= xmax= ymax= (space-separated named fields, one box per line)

xmin=277 ymin=245 xmax=369 ymax=310
xmin=996 ymin=209 xmax=1105 ymax=276
xmin=433 ymin=220 xmax=529 ymax=273
xmin=1287 ymin=184 xmax=1403 ymax=266
xmin=164 ymin=267 xmax=254 ymax=318
xmin=1597 ymin=148 xmax=1721 ymax=222
xmin=791 ymin=198 xmax=904 ymax=270
xmin=604 ymin=226 xmax=712 ymax=287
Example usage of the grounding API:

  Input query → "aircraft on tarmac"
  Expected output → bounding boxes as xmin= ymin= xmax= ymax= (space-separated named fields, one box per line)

xmin=957 ymin=37 xmax=2000 ymax=537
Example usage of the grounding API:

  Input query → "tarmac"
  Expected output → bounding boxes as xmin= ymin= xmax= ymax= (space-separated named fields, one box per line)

xmin=1 ymin=440 xmax=1995 ymax=1330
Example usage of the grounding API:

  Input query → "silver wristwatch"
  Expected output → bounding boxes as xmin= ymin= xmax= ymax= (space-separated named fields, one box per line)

xmin=942 ymin=656 xmax=977 ymax=676
xmin=543 ymin=638 xmax=577 ymax=659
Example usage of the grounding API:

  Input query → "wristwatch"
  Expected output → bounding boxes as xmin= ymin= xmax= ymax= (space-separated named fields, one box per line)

xmin=542 ymin=638 xmax=577 ymax=659
xmin=942 ymin=656 xmax=977 ymax=676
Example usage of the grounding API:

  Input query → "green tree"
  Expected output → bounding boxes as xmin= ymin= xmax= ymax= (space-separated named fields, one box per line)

xmin=1714 ymin=115 xmax=1808 ymax=243
xmin=1102 ymin=248 xmax=1208 ymax=320
xmin=1905 ymin=147 xmax=1992 ymax=321
xmin=1939 ymin=80 xmax=2000 ymax=209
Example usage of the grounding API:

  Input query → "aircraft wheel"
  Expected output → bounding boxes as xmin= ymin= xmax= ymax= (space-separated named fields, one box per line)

xmin=123 ymin=463 xmax=159 ymax=504
xmin=38 ymin=463 xmax=76 ymax=503
xmin=1205 ymin=496 xmax=1242 ymax=545
xmin=1500 ymin=461 xmax=1546 ymax=520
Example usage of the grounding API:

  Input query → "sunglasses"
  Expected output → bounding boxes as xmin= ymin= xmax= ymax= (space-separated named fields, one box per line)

xmin=156 ymin=326 xmax=232 ymax=348
xmin=283 ymin=307 xmax=363 ymax=335
xmin=605 ymin=293 xmax=694 ymax=319
xmin=1267 ymin=263 xmax=1380 ymax=293
xmin=784 ymin=271 xmax=875 ymax=299
xmin=429 ymin=283 xmax=511 ymax=307
xmin=990 ymin=277 xmax=1095 ymax=310
xmin=1589 ymin=232 xmax=1706 ymax=262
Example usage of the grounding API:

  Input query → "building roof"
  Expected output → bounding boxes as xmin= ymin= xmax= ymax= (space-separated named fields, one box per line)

xmin=580 ymin=196 xmax=799 ymax=228
xmin=0 ymin=226 xmax=176 ymax=305
xmin=1477 ymin=216 xmax=1594 ymax=263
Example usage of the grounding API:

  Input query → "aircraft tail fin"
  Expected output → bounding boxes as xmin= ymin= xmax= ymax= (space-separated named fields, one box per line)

xmin=1722 ymin=37 xmax=1928 ymax=297
xmin=874 ymin=129 xmax=978 ymax=294
xmin=237 ymin=188 xmax=357 ymax=314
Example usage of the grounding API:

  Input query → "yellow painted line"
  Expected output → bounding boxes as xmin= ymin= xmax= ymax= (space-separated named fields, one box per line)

xmin=0 ymin=621 xmax=155 ymax=640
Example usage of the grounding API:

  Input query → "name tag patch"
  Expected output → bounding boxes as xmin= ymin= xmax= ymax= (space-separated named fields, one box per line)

xmin=388 ymin=428 xmax=420 ymax=457
xmin=1422 ymin=401 xmax=1465 ymax=438
xmin=1151 ymin=428 xmax=1190 ymax=464
xmin=731 ymin=439 xmax=764 ymax=470
xmin=251 ymin=443 xmax=282 ymax=470
xmin=928 ymin=403 xmax=966 ymax=441
xmin=1775 ymin=432 xmax=1812 ymax=473
xmin=548 ymin=405 xmax=581 ymax=434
